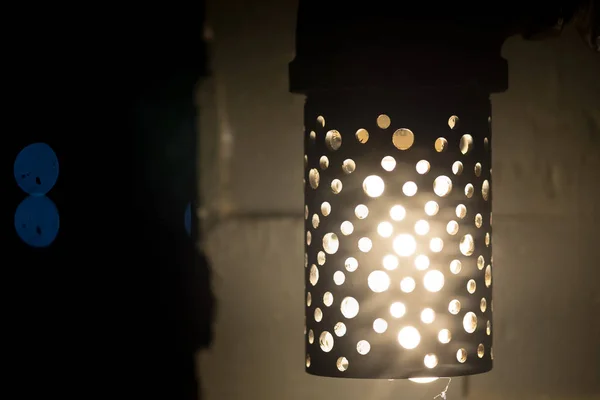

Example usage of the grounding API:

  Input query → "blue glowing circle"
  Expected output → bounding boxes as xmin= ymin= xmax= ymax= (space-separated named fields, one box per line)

xmin=14 ymin=142 xmax=59 ymax=196
xmin=184 ymin=202 xmax=192 ymax=236
xmin=14 ymin=196 xmax=60 ymax=248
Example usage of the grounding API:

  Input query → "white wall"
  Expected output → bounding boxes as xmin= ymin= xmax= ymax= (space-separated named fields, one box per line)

xmin=198 ymin=2 xmax=600 ymax=398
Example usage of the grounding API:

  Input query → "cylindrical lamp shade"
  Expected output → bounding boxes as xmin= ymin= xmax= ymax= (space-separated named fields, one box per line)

xmin=304 ymin=91 xmax=493 ymax=379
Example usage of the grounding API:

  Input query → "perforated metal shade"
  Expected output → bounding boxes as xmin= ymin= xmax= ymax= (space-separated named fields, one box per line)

xmin=303 ymin=90 xmax=493 ymax=379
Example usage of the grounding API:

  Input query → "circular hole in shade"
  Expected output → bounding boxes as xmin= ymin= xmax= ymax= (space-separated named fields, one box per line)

xmin=398 ymin=326 xmax=420 ymax=349
xmin=457 ymin=348 xmax=467 ymax=363
xmin=333 ymin=271 xmax=346 ymax=285
xmin=317 ymin=251 xmax=326 ymax=265
xmin=402 ymin=181 xmax=418 ymax=196
xmin=306 ymin=231 xmax=312 ymax=245
xmin=433 ymin=176 xmax=452 ymax=197
xmin=460 ymin=234 xmax=475 ymax=256
xmin=309 ymin=265 xmax=319 ymax=286
xmin=415 ymin=220 xmax=429 ymax=235
xmin=381 ymin=156 xmax=396 ymax=171
xmin=14 ymin=195 xmax=60 ymax=248
xmin=13 ymin=142 xmax=59 ymax=196
xmin=475 ymin=213 xmax=483 ymax=228
xmin=383 ymin=254 xmax=399 ymax=270
xmin=377 ymin=114 xmax=391 ymax=129
xmin=400 ymin=277 xmax=416 ymax=293
xmin=424 ymin=354 xmax=438 ymax=368
xmin=341 ymin=297 xmax=359 ymax=318
xmin=474 ymin=163 xmax=482 ymax=177
xmin=363 ymin=175 xmax=385 ymax=197
xmin=390 ymin=205 xmax=406 ymax=221
xmin=485 ymin=265 xmax=492 ymax=287
xmin=312 ymin=214 xmax=320 ymax=229
xmin=184 ymin=202 xmax=192 ymax=236
xmin=319 ymin=156 xmax=329 ymax=169
xmin=463 ymin=312 xmax=478 ymax=333
xmin=477 ymin=344 xmax=485 ymax=358
xmin=438 ymin=329 xmax=451 ymax=344
xmin=345 ymin=257 xmax=358 ymax=272
xmin=480 ymin=297 xmax=487 ymax=312
xmin=424 ymin=201 xmax=439 ymax=216
xmin=465 ymin=183 xmax=474 ymax=198
xmin=334 ymin=322 xmax=347 ymax=337
xmin=356 ymin=340 xmax=371 ymax=355
xmin=325 ymin=130 xmax=342 ymax=150
xmin=331 ymin=179 xmax=343 ymax=194
xmin=415 ymin=254 xmax=430 ymax=270
xmin=477 ymin=255 xmax=485 ymax=270
xmin=342 ymin=159 xmax=356 ymax=174
xmin=448 ymin=299 xmax=461 ymax=314
xmin=355 ymin=204 xmax=369 ymax=219
xmin=306 ymin=354 xmax=311 ymax=367
xmin=336 ymin=357 xmax=349 ymax=371
xmin=373 ymin=318 xmax=388 ymax=333
xmin=420 ymin=308 xmax=435 ymax=324
xmin=358 ymin=237 xmax=372 ymax=252
xmin=306 ymin=292 xmax=312 ymax=306
xmin=321 ymin=202 xmax=331 ymax=216
xmin=377 ymin=222 xmax=393 ymax=238
xmin=356 ymin=128 xmax=369 ymax=143
xmin=450 ymin=259 xmax=462 ymax=274
xmin=390 ymin=302 xmax=406 ymax=318
xmin=368 ymin=270 xmax=390 ymax=292
xmin=448 ymin=115 xmax=459 ymax=129
xmin=446 ymin=220 xmax=459 ymax=235
xmin=459 ymin=134 xmax=473 ymax=154
xmin=319 ymin=331 xmax=334 ymax=352
xmin=314 ymin=307 xmax=323 ymax=322
xmin=323 ymin=292 xmax=333 ymax=307
xmin=416 ymin=160 xmax=430 ymax=174
xmin=309 ymin=169 xmax=320 ymax=189
xmin=340 ymin=221 xmax=354 ymax=235
xmin=392 ymin=128 xmax=415 ymax=150
xmin=308 ymin=329 xmax=314 ymax=343
xmin=434 ymin=138 xmax=448 ymax=152
xmin=467 ymin=279 xmax=477 ymax=294
xmin=323 ymin=233 xmax=339 ymax=254
xmin=424 ymin=270 xmax=444 ymax=292
xmin=482 ymin=180 xmax=490 ymax=201
xmin=317 ymin=115 xmax=325 ymax=127
xmin=309 ymin=131 xmax=316 ymax=141
xmin=452 ymin=161 xmax=463 ymax=175
xmin=393 ymin=234 xmax=417 ymax=256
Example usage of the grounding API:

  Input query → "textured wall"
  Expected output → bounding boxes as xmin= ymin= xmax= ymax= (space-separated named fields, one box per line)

xmin=198 ymin=1 xmax=600 ymax=398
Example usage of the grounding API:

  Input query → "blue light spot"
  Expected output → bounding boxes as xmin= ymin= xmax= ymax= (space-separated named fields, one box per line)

xmin=185 ymin=202 xmax=192 ymax=236
xmin=14 ymin=142 xmax=59 ymax=196
xmin=14 ymin=195 xmax=60 ymax=248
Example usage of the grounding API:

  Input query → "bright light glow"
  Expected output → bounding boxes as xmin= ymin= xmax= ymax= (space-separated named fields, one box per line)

xmin=368 ymin=271 xmax=391 ymax=293
xmin=400 ymin=277 xmax=416 ymax=293
xmin=383 ymin=254 xmax=399 ymax=270
xmin=389 ymin=205 xmax=406 ymax=221
xmin=414 ymin=220 xmax=429 ymax=235
xmin=424 ymin=354 xmax=438 ymax=368
xmin=381 ymin=156 xmax=396 ymax=171
xmin=433 ymin=175 xmax=453 ymax=197
xmin=358 ymin=237 xmax=372 ymax=252
xmin=377 ymin=221 xmax=393 ymax=237
xmin=363 ymin=175 xmax=385 ymax=197
xmin=424 ymin=200 xmax=439 ymax=216
xmin=402 ymin=181 xmax=417 ymax=196
xmin=420 ymin=308 xmax=435 ymax=324
xmin=390 ymin=302 xmax=406 ymax=318
xmin=430 ymin=237 xmax=444 ymax=252
xmin=409 ymin=377 xmax=439 ymax=384
xmin=340 ymin=297 xmax=359 ymax=319
xmin=415 ymin=254 xmax=430 ymax=270
xmin=415 ymin=160 xmax=430 ymax=174
xmin=398 ymin=326 xmax=420 ymax=349
xmin=393 ymin=234 xmax=417 ymax=256
xmin=373 ymin=318 xmax=388 ymax=333
xmin=438 ymin=329 xmax=451 ymax=343
xmin=423 ymin=270 xmax=445 ymax=292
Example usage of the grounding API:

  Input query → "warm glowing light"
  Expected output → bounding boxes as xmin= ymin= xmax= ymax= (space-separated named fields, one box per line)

xmin=389 ymin=205 xmax=406 ymax=221
xmin=393 ymin=234 xmax=416 ymax=257
xmin=420 ymin=308 xmax=435 ymax=324
xmin=377 ymin=221 xmax=393 ymax=238
xmin=409 ymin=377 xmax=439 ymax=384
xmin=368 ymin=270 xmax=391 ymax=293
xmin=414 ymin=220 xmax=429 ymax=235
xmin=400 ymin=277 xmax=416 ymax=293
xmin=373 ymin=318 xmax=388 ymax=333
xmin=414 ymin=254 xmax=430 ymax=270
xmin=340 ymin=297 xmax=359 ymax=318
xmin=390 ymin=302 xmax=406 ymax=318
xmin=423 ymin=270 xmax=445 ymax=292
xmin=363 ymin=175 xmax=385 ymax=197
xmin=398 ymin=326 xmax=420 ymax=349
xmin=383 ymin=254 xmax=399 ymax=270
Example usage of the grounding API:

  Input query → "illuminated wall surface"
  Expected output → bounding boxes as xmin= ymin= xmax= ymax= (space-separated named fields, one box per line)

xmin=197 ymin=2 xmax=600 ymax=399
